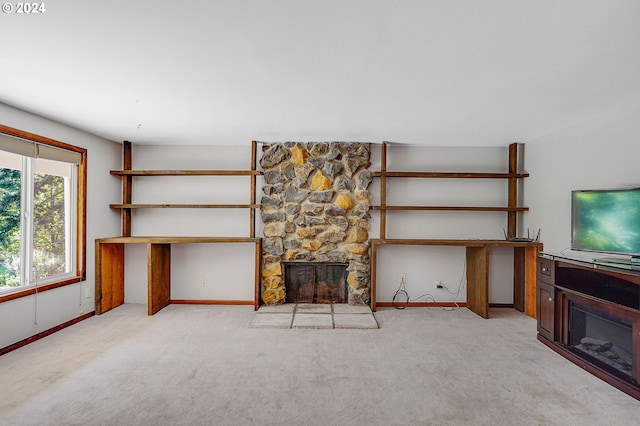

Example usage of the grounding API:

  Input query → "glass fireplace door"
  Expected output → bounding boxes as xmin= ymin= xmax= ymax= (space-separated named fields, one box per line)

xmin=568 ymin=301 xmax=633 ymax=380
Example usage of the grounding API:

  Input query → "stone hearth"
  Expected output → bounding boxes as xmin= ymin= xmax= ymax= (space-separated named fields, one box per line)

xmin=249 ymin=303 xmax=379 ymax=329
xmin=260 ymin=142 xmax=372 ymax=305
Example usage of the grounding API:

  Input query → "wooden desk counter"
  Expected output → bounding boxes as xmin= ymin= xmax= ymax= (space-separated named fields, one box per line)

xmin=370 ymin=239 xmax=542 ymax=318
xmin=95 ymin=236 xmax=261 ymax=316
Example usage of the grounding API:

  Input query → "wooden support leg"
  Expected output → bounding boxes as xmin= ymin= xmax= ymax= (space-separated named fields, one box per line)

xmin=524 ymin=245 xmax=540 ymax=318
xmin=512 ymin=245 xmax=540 ymax=318
xmin=513 ymin=247 xmax=525 ymax=312
xmin=148 ymin=243 xmax=171 ymax=315
xmin=370 ymin=241 xmax=378 ymax=312
xmin=95 ymin=242 xmax=124 ymax=315
xmin=254 ymin=239 xmax=262 ymax=311
xmin=466 ymin=245 xmax=489 ymax=319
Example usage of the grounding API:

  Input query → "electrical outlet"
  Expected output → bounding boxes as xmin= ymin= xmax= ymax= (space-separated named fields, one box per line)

xmin=199 ymin=278 xmax=205 ymax=287
xmin=435 ymin=280 xmax=444 ymax=289
xmin=85 ymin=287 xmax=90 ymax=298
xmin=400 ymin=273 xmax=406 ymax=283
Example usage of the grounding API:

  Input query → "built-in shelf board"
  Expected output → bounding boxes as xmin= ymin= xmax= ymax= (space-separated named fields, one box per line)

xmin=110 ymin=170 xmax=262 ymax=176
xmin=96 ymin=236 xmax=260 ymax=244
xmin=110 ymin=204 xmax=261 ymax=209
xmin=372 ymin=205 xmax=529 ymax=212
xmin=372 ymin=171 xmax=529 ymax=179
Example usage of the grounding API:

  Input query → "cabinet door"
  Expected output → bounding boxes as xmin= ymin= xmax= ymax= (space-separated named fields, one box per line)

xmin=537 ymin=281 xmax=555 ymax=341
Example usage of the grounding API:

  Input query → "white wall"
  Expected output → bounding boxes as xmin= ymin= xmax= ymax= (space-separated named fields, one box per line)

xmin=0 ymin=103 xmax=121 ymax=349
xmin=369 ymin=144 xmax=516 ymax=305
xmin=524 ymin=104 xmax=640 ymax=259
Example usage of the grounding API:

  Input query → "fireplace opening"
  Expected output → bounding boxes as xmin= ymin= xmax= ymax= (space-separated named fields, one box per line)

xmin=568 ymin=301 xmax=633 ymax=380
xmin=284 ymin=262 xmax=348 ymax=304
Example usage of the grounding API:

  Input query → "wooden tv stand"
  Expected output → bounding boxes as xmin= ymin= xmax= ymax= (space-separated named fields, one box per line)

xmin=537 ymin=254 xmax=640 ymax=400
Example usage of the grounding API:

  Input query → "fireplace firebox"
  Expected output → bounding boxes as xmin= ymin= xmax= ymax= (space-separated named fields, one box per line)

xmin=568 ymin=301 xmax=633 ymax=379
xmin=284 ymin=262 xmax=349 ymax=304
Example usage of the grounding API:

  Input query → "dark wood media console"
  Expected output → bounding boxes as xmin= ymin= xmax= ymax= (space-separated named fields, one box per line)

xmin=537 ymin=254 xmax=640 ymax=400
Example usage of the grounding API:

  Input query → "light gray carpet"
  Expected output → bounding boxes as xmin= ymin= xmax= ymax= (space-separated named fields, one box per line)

xmin=1 ymin=304 xmax=639 ymax=426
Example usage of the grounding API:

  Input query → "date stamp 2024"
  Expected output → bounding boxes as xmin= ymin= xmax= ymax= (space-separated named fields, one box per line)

xmin=2 ymin=3 xmax=46 ymax=14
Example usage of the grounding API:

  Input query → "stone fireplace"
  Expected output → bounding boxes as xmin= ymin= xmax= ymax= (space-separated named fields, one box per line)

xmin=259 ymin=142 xmax=372 ymax=305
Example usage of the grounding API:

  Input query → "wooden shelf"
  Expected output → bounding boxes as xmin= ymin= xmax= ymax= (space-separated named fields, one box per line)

xmin=96 ymin=236 xmax=260 ymax=244
xmin=372 ymin=238 xmax=542 ymax=248
xmin=110 ymin=169 xmax=262 ymax=176
xmin=376 ymin=142 xmax=529 ymax=239
xmin=372 ymin=171 xmax=529 ymax=179
xmin=96 ymin=141 xmax=263 ymax=316
xmin=370 ymin=143 xmax=539 ymax=318
xmin=112 ymin=141 xmax=260 ymax=238
xmin=110 ymin=203 xmax=260 ymax=209
xmin=372 ymin=205 xmax=529 ymax=212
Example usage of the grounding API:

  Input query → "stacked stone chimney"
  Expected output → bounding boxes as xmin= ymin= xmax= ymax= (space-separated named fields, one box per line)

xmin=259 ymin=142 xmax=373 ymax=305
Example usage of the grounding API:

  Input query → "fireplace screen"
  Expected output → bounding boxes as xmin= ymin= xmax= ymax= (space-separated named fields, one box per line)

xmin=568 ymin=301 xmax=633 ymax=379
xmin=284 ymin=262 xmax=348 ymax=304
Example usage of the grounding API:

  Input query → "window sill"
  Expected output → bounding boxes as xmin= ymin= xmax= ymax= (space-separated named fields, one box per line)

xmin=0 ymin=276 xmax=83 ymax=303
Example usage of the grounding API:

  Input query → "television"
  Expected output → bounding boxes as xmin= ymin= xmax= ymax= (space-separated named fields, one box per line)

xmin=571 ymin=187 xmax=640 ymax=265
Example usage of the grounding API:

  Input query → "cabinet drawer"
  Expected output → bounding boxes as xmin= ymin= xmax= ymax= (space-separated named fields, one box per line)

xmin=538 ymin=257 xmax=555 ymax=284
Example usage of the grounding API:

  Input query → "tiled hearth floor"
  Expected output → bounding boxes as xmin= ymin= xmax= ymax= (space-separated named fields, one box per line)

xmin=249 ymin=303 xmax=379 ymax=329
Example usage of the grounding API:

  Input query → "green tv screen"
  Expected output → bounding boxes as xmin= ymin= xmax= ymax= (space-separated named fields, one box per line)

xmin=571 ymin=188 xmax=640 ymax=256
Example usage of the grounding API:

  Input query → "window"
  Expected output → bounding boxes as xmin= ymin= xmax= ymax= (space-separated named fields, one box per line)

xmin=0 ymin=125 xmax=86 ymax=301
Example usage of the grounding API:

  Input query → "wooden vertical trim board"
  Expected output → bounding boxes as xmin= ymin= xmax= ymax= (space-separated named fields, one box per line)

xmin=380 ymin=142 xmax=387 ymax=239
xmin=122 ymin=141 xmax=133 ymax=237
xmin=250 ymin=140 xmax=257 ymax=238
xmin=507 ymin=143 xmax=518 ymax=238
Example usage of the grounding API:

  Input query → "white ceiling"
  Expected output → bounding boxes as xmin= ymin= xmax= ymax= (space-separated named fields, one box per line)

xmin=1 ymin=0 xmax=639 ymax=146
